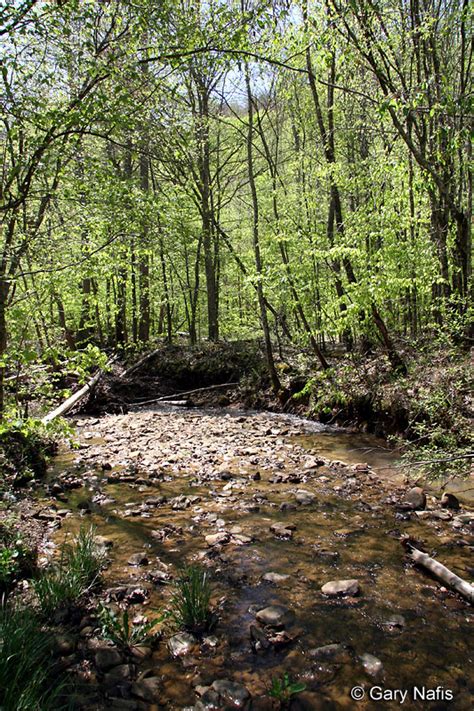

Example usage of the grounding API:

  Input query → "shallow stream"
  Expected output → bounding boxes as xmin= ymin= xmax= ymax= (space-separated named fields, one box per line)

xmin=43 ymin=406 xmax=473 ymax=710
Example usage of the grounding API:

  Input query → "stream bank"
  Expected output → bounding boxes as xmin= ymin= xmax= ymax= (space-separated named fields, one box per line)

xmin=25 ymin=404 xmax=473 ymax=710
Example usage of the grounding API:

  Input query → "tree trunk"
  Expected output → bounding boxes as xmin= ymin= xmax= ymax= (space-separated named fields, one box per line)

xmin=244 ymin=62 xmax=282 ymax=396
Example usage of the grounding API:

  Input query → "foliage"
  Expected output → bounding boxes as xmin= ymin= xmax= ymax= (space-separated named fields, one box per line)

xmin=97 ymin=603 xmax=162 ymax=650
xmin=167 ymin=565 xmax=214 ymax=635
xmin=0 ymin=603 xmax=69 ymax=711
xmin=33 ymin=526 xmax=106 ymax=615
xmin=0 ymin=413 xmax=74 ymax=484
xmin=0 ymin=517 xmax=36 ymax=593
xmin=268 ymin=673 xmax=306 ymax=708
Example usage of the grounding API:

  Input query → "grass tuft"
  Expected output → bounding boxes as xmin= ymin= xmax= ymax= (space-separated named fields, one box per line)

xmin=168 ymin=565 xmax=214 ymax=635
xmin=0 ymin=603 xmax=69 ymax=710
xmin=33 ymin=525 xmax=106 ymax=615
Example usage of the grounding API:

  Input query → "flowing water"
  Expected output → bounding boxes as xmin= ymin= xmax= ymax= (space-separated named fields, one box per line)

xmin=43 ymin=407 xmax=473 ymax=710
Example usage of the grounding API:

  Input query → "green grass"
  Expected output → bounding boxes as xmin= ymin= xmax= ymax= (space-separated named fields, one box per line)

xmin=33 ymin=525 xmax=106 ymax=615
xmin=98 ymin=603 xmax=162 ymax=650
xmin=168 ymin=565 xmax=214 ymax=635
xmin=0 ymin=603 xmax=70 ymax=711
xmin=269 ymin=673 xmax=306 ymax=709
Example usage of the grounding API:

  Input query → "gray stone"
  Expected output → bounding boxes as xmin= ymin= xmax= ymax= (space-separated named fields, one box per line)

xmin=103 ymin=663 xmax=133 ymax=684
xmin=95 ymin=648 xmax=123 ymax=671
xmin=255 ymin=605 xmax=294 ymax=628
xmin=211 ymin=679 xmax=250 ymax=708
xmin=270 ymin=522 xmax=296 ymax=538
xmin=308 ymin=643 xmax=352 ymax=663
xmin=205 ymin=532 xmax=230 ymax=546
xmin=402 ymin=487 xmax=426 ymax=510
xmin=321 ymin=579 xmax=360 ymax=597
xmin=360 ymin=652 xmax=384 ymax=678
xmin=168 ymin=632 xmax=196 ymax=657
xmin=382 ymin=614 xmax=406 ymax=630
xmin=295 ymin=489 xmax=316 ymax=505
xmin=131 ymin=676 xmax=161 ymax=702
xmin=127 ymin=552 xmax=148 ymax=566
xmin=262 ymin=572 xmax=289 ymax=584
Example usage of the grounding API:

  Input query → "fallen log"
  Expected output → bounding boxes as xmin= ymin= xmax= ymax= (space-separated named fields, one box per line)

xmin=403 ymin=540 xmax=474 ymax=604
xmin=119 ymin=348 xmax=161 ymax=379
xmin=133 ymin=381 xmax=239 ymax=407
xmin=42 ymin=358 xmax=114 ymax=424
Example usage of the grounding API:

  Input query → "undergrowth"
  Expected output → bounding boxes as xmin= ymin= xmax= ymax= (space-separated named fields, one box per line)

xmin=0 ymin=603 xmax=70 ymax=711
xmin=34 ymin=526 xmax=106 ymax=615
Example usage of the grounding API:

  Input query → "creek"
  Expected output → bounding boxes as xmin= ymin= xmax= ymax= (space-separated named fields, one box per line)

xmin=41 ymin=406 xmax=473 ymax=710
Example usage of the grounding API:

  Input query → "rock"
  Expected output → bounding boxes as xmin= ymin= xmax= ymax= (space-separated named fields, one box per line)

xmin=360 ymin=652 xmax=384 ymax=678
xmin=270 ymin=522 xmax=296 ymax=538
xmin=131 ymin=676 xmax=161 ymax=702
xmin=103 ymin=663 xmax=133 ymax=684
xmin=130 ymin=645 xmax=152 ymax=661
xmin=205 ymin=532 xmax=230 ymax=546
xmin=454 ymin=513 xmax=473 ymax=525
xmin=195 ymin=689 xmax=221 ymax=709
xmin=402 ymin=487 xmax=426 ymax=510
xmin=232 ymin=534 xmax=253 ymax=545
xmin=262 ymin=572 xmax=289 ymax=584
xmin=95 ymin=648 xmax=123 ymax=671
xmin=52 ymin=634 xmax=76 ymax=656
xmin=294 ymin=489 xmax=316 ymax=505
xmin=382 ymin=614 xmax=406 ymax=630
xmin=125 ymin=587 xmax=149 ymax=604
xmin=249 ymin=624 xmax=270 ymax=651
xmin=441 ymin=493 xmax=460 ymax=510
xmin=147 ymin=569 xmax=170 ymax=584
xmin=308 ymin=643 xmax=352 ymax=663
xmin=321 ymin=579 xmax=360 ymax=597
xmin=127 ymin=552 xmax=148 ymax=566
xmin=108 ymin=700 xmax=138 ymax=711
xmin=168 ymin=632 xmax=196 ymax=657
xmin=251 ymin=472 xmax=261 ymax=481
xmin=95 ymin=535 xmax=113 ymax=549
xmin=145 ymin=496 xmax=166 ymax=506
xmin=279 ymin=502 xmax=297 ymax=512
xmin=211 ymin=679 xmax=250 ymax=708
xmin=255 ymin=605 xmax=294 ymax=629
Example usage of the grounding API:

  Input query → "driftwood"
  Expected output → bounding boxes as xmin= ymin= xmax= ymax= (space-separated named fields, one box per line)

xmin=403 ymin=540 xmax=474 ymax=604
xmin=120 ymin=348 xmax=161 ymax=379
xmin=133 ymin=381 xmax=239 ymax=407
xmin=42 ymin=359 xmax=114 ymax=423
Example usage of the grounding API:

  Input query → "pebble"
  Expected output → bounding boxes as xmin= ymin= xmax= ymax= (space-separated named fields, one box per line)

xmin=168 ymin=632 xmax=196 ymax=657
xmin=360 ymin=652 xmax=384 ymax=678
xmin=95 ymin=648 xmax=123 ymax=671
xmin=262 ymin=572 xmax=290 ymax=584
xmin=295 ymin=489 xmax=316 ymax=505
xmin=131 ymin=677 xmax=161 ymax=702
xmin=308 ymin=643 xmax=352 ymax=662
xmin=211 ymin=679 xmax=250 ymax=708
xmin=127 ymin=552 xmax=148 ymax=566
xmin=402 ymin=487 xmax=426 ymax=510
xmin=321 ymin=579 xmax=360 ymax=597
xmin=255 ymin=605 xmax=294 ymax=628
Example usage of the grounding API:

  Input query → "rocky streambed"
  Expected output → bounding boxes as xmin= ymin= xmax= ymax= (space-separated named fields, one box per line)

xmin=32 ymin=406 xmax=473 ymax=710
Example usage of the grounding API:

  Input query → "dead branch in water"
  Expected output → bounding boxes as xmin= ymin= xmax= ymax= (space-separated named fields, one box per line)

xmin=402 ymin=539 xmax=474 ymax=604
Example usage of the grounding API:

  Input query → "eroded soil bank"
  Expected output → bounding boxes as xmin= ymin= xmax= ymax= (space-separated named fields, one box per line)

xmin=30 ymin=405 xmax=474 ymax=711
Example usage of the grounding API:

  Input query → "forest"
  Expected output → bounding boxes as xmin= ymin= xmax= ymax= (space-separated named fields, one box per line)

xmin=0 ymin=1 xmax=472 ymax=710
